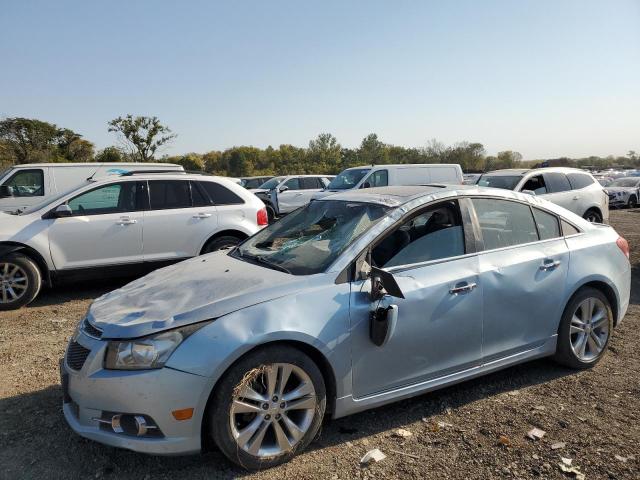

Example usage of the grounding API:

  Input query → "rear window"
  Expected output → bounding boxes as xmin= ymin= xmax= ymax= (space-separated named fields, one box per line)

xmin=199 ymin=181 xmax=244 ymax=205
xmin=149 ymin=180 xmax=191 ymax=210
xmin=567 ymin=173 xmax=595 ymax=190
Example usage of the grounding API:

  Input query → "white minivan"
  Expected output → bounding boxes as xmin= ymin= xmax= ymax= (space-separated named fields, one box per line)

xmin=0 ymin=163 xmax=184 ymax=213
xmin=313 ymin=164 xmax=464 ymax=200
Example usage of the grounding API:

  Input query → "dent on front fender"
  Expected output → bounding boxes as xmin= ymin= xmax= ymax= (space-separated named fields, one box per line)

xmin=165 ymin=276 xmax=353 ymax=399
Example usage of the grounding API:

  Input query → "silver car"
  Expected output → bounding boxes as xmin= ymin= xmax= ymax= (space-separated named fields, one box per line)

xmin=61 ymin=185 xmax=631 ymax=469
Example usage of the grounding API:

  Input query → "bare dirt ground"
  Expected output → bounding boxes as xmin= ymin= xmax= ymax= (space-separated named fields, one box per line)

xmin=1 ymin=210 xmax=639 ymax=479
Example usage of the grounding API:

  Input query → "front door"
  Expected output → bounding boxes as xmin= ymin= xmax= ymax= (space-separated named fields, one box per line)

xmin=350 ymin=199 xmax=483 ymax=398
xmin=48 ymin=181 xmax=144 ymax=269
xmin=277 ymin=177 xmax=323 ymax=214
xmin=470 ymin=198 xmax=570 ymax=360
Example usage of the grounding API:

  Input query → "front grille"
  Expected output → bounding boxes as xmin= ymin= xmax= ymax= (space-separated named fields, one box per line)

xmin=66 ymin=341 xmax=91 ymax=371
xmin=82 ymin=317 xmax=103 ymax=339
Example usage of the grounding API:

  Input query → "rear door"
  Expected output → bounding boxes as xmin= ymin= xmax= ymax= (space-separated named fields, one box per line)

xmin=541 ymin=172 xmax=575 ymax=213
xmin=142 ymin=179 xmax=218 ymax=261
xmin=471 ymin=198 xmax=570 ymax=360
xmin=48 ymin=181 xmax=144 ymax=269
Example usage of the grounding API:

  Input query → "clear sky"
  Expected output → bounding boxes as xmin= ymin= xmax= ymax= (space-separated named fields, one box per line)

xmin=1 ymin=0 xmax=638 ymax=159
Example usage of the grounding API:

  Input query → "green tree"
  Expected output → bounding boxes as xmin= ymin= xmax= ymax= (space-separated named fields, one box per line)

xmin=108 ymin=115 xmax=176 ymax=162
xmin=95 ymin=146 xmax=125 ymax=163
xmin=175 ymin=153 xmax=204 ymax=171
xmin=308 ymin=133 xmax=342 ymax=173
xmin=359 ymin=133 xmax=388 ymax=165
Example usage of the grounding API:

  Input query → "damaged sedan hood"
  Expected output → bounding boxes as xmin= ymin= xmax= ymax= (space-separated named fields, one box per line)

xmin=89 ymin=252 xmax=304 ymax=339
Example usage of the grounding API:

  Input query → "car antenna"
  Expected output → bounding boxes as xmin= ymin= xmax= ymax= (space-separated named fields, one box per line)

xmin=86 ymin=163 xmax=105 ymax=181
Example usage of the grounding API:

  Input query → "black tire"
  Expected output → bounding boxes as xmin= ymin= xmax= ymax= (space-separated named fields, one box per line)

xmin=628 ymin=196 xmax=637 ymax=209
xmin=553 ymin=287 xmax=613 ymax=369
xmin=201 ymin=235 xmax=243 ymax=254
xmin=265 ymin=205 xmax=276 ymax=224
xmin=583 ymin=209 xmax=602 ymax=223
xmin=209 ymin=345 xmax=326 ymax=470
xmin=0 ymin=253 xmax=42 ymax=310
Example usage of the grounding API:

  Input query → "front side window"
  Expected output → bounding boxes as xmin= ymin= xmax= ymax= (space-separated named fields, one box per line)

xmin=283 ymin=178 xmax=300 ymax=190
xmin=67 ymin=182 xmax=137 ymax=215
xmin=472 ymin=198 xmax=538 ymax=250
xmin=236 ymin=200 xmax=390 ymax=275
xmin=532 ymin=208 xmax=560 ymax=240
xmin=327 ymin=168 xmax=371 ymax=190
xmin=5 ymin=169 xmax=44 ymax=197
xmin=259 ymin=176 xmax=285 ymax=190
xmin=521 ymin=175 xmax=548 ymax=195
xmin=477 ymin=174 xmax=522 ymax=190
xmin=369 ymin=170 xmax=388 ymax=187
xmin=372 ymin=200 xmax=464 ymax=268
xmin=149 ymin=180 xmax=191 ymax=210
xmin=544 ymin=172 xmax=571 ymax=193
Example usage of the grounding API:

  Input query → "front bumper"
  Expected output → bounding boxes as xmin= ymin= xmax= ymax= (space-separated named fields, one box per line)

xmin=61 ymin=332 xmax=211 ymax=455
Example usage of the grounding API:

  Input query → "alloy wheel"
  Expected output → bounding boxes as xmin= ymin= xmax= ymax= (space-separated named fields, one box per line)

xmin=570 ymin=297 xmax=609 ymax=362
xmin=0 ymin=262 xmax=28 ymax=304
xmin=229 ymin=363 xmax=317 ymax=458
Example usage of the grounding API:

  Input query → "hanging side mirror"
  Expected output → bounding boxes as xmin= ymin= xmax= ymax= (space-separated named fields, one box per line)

xmin=0 ymin=185 xmax=15 ymax=198
xmin=279 ymin=185 xmax=289 ymax=193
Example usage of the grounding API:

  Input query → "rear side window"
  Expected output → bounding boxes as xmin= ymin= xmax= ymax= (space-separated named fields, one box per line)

xmin=300 ymin=177 xmax=321 ymax=189
xmin=532 ymin=208 xmax=560 ymax=240
xmin=199 ymin=181 xmax=244 ymax=205
xmin=472 ymin=199 xmax=538 ymax=250
xmin=562 ymin=220 xmax=580 ymax=236
xmin=567 ymin=173 xmax=595 ymax=190
xmin=5 ymin=169 xmax=44 ymax=197
xmin=190 ymin=181 xmax=210 ymax=207
xmin=544 ymin=172 xmax=572 ymax=193
xmin=149 ymin=180 xmax=191 ymax=210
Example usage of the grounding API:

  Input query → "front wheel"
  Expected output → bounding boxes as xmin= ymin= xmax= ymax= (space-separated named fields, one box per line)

xmin=0 ymin=253 xmax=42 ymax=310
xmin=209 ymin=345 xmax=326 ymax=469
xmin=628 ymin=196 xmax=637 ymax=209
xmin=553 ymin=287 xmax=613 ymax=369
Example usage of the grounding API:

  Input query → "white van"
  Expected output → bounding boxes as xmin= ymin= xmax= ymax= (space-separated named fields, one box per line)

xmin=0 ymin=163 xmax=184 ymax=213
xmin=313 ymin=164 xmax=463 ymax=200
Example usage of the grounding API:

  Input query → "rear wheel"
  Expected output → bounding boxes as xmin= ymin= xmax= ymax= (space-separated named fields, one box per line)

xmin=0 ymin=253 xmax=42 ymax=310
xmin=583 ymin=209 xmax=602 ymax=223
xmin=265 ymin=204 xmax=276 ymax=224
xmin=201 ymin=235 xmax=243 ymax=254
xmin=553 ymin=287 xmax=612 ymax=369
xmin=209 ymin=345 xmax=326 ymax=469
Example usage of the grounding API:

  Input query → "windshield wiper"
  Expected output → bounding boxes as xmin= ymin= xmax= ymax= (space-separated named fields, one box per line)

xmin=240 ymin=252 xmax=291 ymax=274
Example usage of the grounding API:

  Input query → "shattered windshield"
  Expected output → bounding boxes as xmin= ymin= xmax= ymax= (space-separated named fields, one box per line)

xmin=235 ymin=200 xmax=390 ymax=275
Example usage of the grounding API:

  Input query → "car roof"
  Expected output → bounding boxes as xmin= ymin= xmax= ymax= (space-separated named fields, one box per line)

xmin=87 ymin=173 xmax=235 ymax=184
xmin=8 ymin=162 xmax=181 ymax=168
xmin=484 ymin=167 xmax=595 ymax=176
xmin=320 ymin=185 xmax=475 ymax=206
xmin=342 ymin=164 xmax=460 ymax=171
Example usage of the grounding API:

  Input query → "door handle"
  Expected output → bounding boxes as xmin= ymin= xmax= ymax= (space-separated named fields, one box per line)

xmin=116 ymin=217 xmax=137 ymax=225
xmin=192 ymin=213 xmax=212 ymax=219
xmin=449 ymin=282 xmax=477 ymax=295
xmin=539 ymin=259 xmax=561 ymax=271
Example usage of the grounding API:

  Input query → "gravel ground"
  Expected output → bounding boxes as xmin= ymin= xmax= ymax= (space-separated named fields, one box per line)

xmin=1 ymin=210 xmax=639 ymax=480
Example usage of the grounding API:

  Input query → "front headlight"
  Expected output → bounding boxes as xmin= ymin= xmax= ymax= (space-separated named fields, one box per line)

xmin=104 ymin=321 xmax=211 ymax=370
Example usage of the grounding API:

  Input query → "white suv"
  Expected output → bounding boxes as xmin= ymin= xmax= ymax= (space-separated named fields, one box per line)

xmin=478 ymin=167 xmax=609 ymax=223
xmin=0 ymin=172 xmax=267 ymax=310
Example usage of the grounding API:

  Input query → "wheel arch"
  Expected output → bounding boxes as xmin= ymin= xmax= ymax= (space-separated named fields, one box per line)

xmin=0 ymin=241 xmax=51 ymax=286
xmin=199 ymin=229 xmax=249 ymax=254
xmin=564 ymin=280 xmax=620 ymax=327
xmin=200 ymin=338 xmax=337 ymax=450
xmin=582 ymin=206 xmax=603 ymax=219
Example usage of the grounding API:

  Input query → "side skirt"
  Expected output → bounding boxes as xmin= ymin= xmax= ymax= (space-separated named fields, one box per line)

xmin=333 ymin=335 xmax=557 ymax=419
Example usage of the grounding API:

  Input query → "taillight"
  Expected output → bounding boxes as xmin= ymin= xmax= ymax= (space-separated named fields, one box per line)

xmin=257 ymin=207 xmax=268 ymax=226
xmin=616 ymin=236 xmax=630 ymax=259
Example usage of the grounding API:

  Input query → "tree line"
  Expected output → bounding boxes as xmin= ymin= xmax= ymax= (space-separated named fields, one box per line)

xmin=1 ymin=116 xmax=638 ymax=175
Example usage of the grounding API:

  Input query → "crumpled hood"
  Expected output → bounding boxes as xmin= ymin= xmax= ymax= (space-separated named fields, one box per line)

xmin=89 ymin=252 xmax=305 ymax=339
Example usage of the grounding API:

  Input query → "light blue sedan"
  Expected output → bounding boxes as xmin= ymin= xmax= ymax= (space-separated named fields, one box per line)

xmin=61 ymin=185 xmax=631 ymax=469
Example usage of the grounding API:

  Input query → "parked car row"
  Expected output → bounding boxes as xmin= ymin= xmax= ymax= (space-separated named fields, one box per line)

xmin=602 ymin=177 xmax=640 ymax=208
xmin=0 ymin=171 xmax=267 ymax=309
xmin=58 ymin=183 xmax=630 ymax=469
